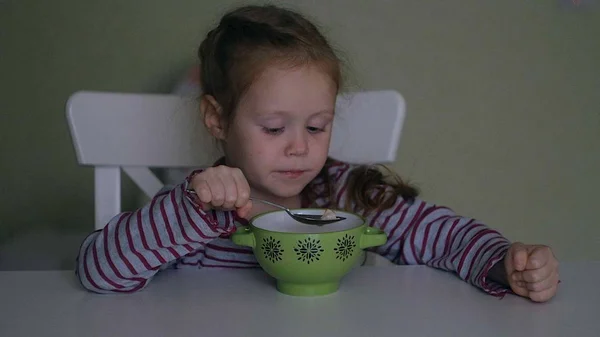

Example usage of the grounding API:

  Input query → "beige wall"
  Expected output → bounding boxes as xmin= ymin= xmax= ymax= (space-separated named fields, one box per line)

xmin=1 ymin=0 xmax=598 ymax=269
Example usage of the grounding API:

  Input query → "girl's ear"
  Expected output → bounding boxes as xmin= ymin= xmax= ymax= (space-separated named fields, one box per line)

xmin=201 ymin=95 xmax=226 ymax=140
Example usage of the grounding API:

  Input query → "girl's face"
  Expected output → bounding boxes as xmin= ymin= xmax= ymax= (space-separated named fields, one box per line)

xmin=223 ymin=64 xmax=337 ymax=201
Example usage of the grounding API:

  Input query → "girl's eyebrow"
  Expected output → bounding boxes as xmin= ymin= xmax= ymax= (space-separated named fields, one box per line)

xmin=256 ymin=109 xmax=334 ymax=117
xmin=254 ymin=113 xmax=285 ymax=121
xmin=311 ymin=109 xmax=335 ymax=116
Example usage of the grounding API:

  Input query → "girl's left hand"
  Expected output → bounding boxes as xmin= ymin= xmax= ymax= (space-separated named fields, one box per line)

xmin=504 ymin=242 xmax=559 ymax=302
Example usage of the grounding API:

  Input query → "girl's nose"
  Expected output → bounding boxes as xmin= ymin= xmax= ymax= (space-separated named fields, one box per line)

xmin=285 ymin=129 xmax=308 ymax=156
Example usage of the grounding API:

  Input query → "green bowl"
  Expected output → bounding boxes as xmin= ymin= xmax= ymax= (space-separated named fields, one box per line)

xmin=231 ymin=209 xmax=387 ymax=296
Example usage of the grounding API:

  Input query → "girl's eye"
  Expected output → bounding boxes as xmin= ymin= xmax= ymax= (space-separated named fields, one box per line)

xmin=307 ymin=126 xmax=325 ymax=134
xmin=262 ymin=127 xmax=284 ymax=135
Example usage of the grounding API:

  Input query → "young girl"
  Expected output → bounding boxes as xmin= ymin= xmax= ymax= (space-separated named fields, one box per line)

xmin=76 ymin=4 xmax=559 ymax=302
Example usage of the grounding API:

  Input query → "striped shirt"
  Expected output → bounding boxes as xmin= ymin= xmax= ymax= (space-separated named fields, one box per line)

xmin=76 ymin=159 xmax=511 ymax=296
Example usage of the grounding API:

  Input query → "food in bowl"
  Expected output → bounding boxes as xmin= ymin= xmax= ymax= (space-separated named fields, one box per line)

xmin=231 ymin=208 xmax=387 ymax=296
xmin=320 ymin=208 xmax=337 ymax=220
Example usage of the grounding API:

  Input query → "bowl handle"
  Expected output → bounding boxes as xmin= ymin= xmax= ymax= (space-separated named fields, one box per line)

xmin=231 ymin=226 xmax=256 ymax=248
xmin=359 ymin=226 xmax=387 ymax=249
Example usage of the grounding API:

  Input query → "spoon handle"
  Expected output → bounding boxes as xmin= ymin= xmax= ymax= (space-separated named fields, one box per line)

xmin=249 ymin=197 xmax=289 ymax=211
xmin=186 ymin=190 xmax=289 ymax=211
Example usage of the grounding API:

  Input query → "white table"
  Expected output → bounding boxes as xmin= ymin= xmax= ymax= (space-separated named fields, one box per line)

xmin=1 ymin=262 xmax=598 ymax=337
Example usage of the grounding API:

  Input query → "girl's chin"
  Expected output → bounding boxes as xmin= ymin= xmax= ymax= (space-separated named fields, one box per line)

xmin=251 ymin=183 xmax=306 ymax=200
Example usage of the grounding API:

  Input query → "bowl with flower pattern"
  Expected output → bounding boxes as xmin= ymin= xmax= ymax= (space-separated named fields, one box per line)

xmin=231 ymin=208 xmax=387 ymax=296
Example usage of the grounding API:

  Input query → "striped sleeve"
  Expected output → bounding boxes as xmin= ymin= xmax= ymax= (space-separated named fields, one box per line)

xmin=75 ymin=170 xmax=236 ymax=294
xmin=329 ymin=162 xmax=512 ymax=296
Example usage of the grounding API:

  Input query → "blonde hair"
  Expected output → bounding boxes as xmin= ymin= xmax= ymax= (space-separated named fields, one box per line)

xmin=198 ymin=4 xmax=341 ymax=128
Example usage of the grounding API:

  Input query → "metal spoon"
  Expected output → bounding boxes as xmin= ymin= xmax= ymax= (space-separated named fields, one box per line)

xmin=187 ymin=190 xmax=345 ymax=225
xmin=250 ymin=198 xmax=346 ymax=225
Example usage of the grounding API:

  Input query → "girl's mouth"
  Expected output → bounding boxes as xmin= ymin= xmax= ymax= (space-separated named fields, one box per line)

xmin=277 ymin=170 xmax=306 ymax=179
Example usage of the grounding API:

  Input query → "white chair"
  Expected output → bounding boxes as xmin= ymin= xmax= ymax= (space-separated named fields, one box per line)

xmin=66 ymin=90 xmax=406 ymax=231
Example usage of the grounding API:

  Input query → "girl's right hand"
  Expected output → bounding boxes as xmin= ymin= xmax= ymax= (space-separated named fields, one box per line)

xmin=189 ymin=165 xmax=253 ymax=218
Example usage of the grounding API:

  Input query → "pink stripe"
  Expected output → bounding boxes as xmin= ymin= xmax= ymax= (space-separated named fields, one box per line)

xmin=405 ymin=209 xmax=446 ymax=264
xmin=464 ymin=239 xmax=503 ymax=281
xmin=168 ymin=247 xmax=180 ymax=257
xmin=328 ymin=161 xmax=346 ymax=169
xmin=114 ymin=213 xmax=138 ymax=275
xmin=148 ymin=195 xmax=174 ymax=259
xmin=199 ymin=260 xmax=260 ymax=269
xmin=170 ymin=189 xmax=199 ymax=242
xmin=391 ymin=203 xmax=432 ymax=262
xmin=333 ymin=165 xmax=350 ymax=183
xmin=179 ymin=184 xmax=220 ymax=238
xmin=103 ymin=214 xmax=128 ymax=277
xmin=380 ymin=200 xmax=406 ymax=231
xmin=476 ymin=244 xmax=509 ymax=285
xmin=224 ymin=211 xmax=232 ymax=231
xmin=449 ymin=223 xmax=485 ymax=266
xmin=442 ymin=218 xmax=461 ymax=255
xmin=430 ymin=218 xmax=460 ymax=269
xmin=190 ymin=204 xmax=220 ymax=230
xmin=446 ymin=220 xmax=475 ymax=255
xmin=125 ymin=212 xmax=153 ymax=270
xmin=103 ymin=214 xmax=146 ymax=284
xmin=427 ymin=216 xmax=446 ymax=266
xmin=155 ymin=190 xmax=170 ymax=197
xmin=85 ymin=237 xmax=149 ymax=293
xmin=386 ymin=201 xmax=414 ymax=240
xmin=180 ymin=189 xmax=217 ymax=239
xmin=383 ymin=201 xmax=426 ymax=257
xmin=207 ymin=243 xmax=254 ymax=254
xmin=91 ymin=240 xmax=124 ymax=289
xmin=488 ymin=283 xmax=505 ymax=292
xmin=368 ymin=207 xmax=385 ymax=229
xmin=107 ymin=281 xmax=149 ymax=293
xmin=408 ymin=218 xmax=421 ymax=264
xmin=159 ymin=196 xmax=178 ymax=246
xmin=441 ymin=219 xmax=475 ymax=269
xmin=182 ymin=248 xmax=206 ymax=258
xmin=411 ymin=205 xmax=447 ymax=229
xmin=475 ymin=247 xmax=511 ymax=298
xmin=137 ymin=211 xmax=167 ymax=264
xmin=203 ymin=252 xmax=259 ymax=265
xmin=81 ymin=243 xmax=103 ymax=292
xmin=457 ymin=231 xmax=496 ymax=274
xmin=331 ymin=168 xmax=350 ymax=204
xmin=386 ymin=209 xmax=412 ymax=262
xmin=377 ymin=200 xmax=406 ymax=236
xmin=225 ymin=212 xmax=238 ymax=233
xmin=335 ymin=183 xmax=348 ymax=207
xmin=416 ymin=214 xmax=451 ymax=263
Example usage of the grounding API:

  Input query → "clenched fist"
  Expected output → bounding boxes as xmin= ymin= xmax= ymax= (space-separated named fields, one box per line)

xmin=189 ymin=165 xmax=253 ymax=218
xmin=504 ymin=242 xmax=559 ymax=302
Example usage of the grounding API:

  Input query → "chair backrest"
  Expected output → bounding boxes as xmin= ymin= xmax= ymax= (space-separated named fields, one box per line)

xmin=66 ymin=90 xmax=406 ymax=229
